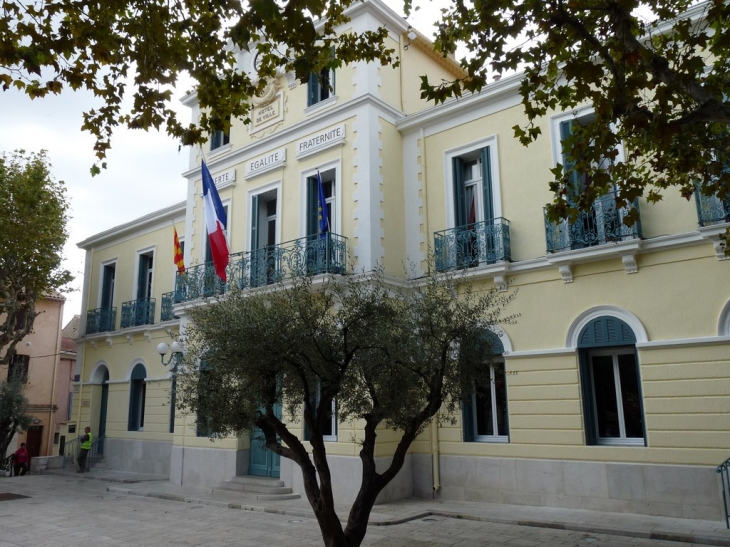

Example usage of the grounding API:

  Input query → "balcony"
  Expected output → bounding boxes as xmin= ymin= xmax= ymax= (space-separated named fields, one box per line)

xmin=695 ymin=191 xmax=730 ymax=226
xmin=175 ymin=233 xmax=347 ymax=303
xmin=545 ymin=193 xmax=642 ymax=253
xmin=85 ymin=307 xmax=116 ymax=335
xmin=120 ymin=298 xmax=156 ymax=328
xmin=434 ymin=218 xmax=511 ymax=272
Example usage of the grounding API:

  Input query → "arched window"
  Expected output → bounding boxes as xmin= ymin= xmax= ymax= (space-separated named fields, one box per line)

xmin=128 ymin=363 xmax=147 ymax=431
xmin=463 ymin=331 xmax=509 ymax=443
xmin=578 ymin=316 xmax=645 ymax=446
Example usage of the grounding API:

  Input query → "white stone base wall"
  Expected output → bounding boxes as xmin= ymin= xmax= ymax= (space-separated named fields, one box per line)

xmin=428 ymin=455 xmax=722 ymax=520
xmin=169 ymin=446 xmax=249 ymax=488
xmin=103 ymin=438 xmax=172 ymax=477
xmin=281 ymin=454 xmax=414 ymax=505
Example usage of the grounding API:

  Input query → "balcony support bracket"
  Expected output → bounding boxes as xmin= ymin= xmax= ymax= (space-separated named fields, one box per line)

xmin=621 ymin=253 xmax=639 ymax=274
xmin=698 ymin=225 xmax=729 ymax=260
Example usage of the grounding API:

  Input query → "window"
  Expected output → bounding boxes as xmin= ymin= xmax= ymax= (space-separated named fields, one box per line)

xmin=303 ymin=383 xmax=337 ymax=442
xmin=578 ymin=316 xmax=645 ymax=446
xmin=307 ymin=68 xmax=335 ymax=107
xmin=547 ymin=112 xmax=640 ymax=253
xmin=463 ymin=332 xmax=509 ymax=442
xmin=250 ymin=190 xmax=278 ymax=287
xmin=8 ymin=354 xmax=29 ymax=383
xmin=101 ymin=263 xmax=116 ymax=309
xmin=210 ymin=116 xmax=231 ymax=151
xmin=128 ymin=363 xmax=147 ymax=431
xmin=304 ymin=169 xmax=343 ymax=275
xmin=451 ymin=147 xmax=499 ymax=267
xmin=134 ymin=250 xmax=154 ymax=326
xmin=196 ymin=361 xmax=214 ymax=437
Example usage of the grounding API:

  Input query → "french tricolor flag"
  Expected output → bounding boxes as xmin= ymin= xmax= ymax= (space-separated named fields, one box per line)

xmin=202 ymin=161 xmax=229 ymax=282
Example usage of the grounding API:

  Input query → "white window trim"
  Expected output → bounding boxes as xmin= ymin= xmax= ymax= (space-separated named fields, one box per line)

xmin=587 ymin=347 xmax=644 ymax=446
xmin=132 ymin=246 xmax=156 ymax=301
xmin=300 ymin=161 xmax=341 ymax=238
xmin=550 ymin=106 xmax=626 ymax=168
xmin=472 ymin=361 xmax=509 ymax=443
xmin=247 ymin=180 xmax=282 ymax=253
xmin=443 ymin=136 xmax=502 ymax=229
xmin=323 ymin=398 xmax=338 ymax=442
xmin=97 ymin=258 xmax=118 ymax=309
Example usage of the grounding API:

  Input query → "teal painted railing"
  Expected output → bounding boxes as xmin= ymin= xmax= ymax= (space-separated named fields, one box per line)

xmin=718 ymin=457 xmax=730 ymax=529
xmin=120 ymin=298 xmax=155 ymax=328
xmin=544 ymin=193 xmax=641 ymax=253
xmin=695 ymin=190 xmax=730 ymax=226
xmin=174 ymin=233 xmax=347 ymax=303
xmin=160 ymin=292 xmax=176 ymax=321
xmin=434 ymin=218 xmax=511 ymax=272
xmin=85 ymin=307 xmax=116 ymax=334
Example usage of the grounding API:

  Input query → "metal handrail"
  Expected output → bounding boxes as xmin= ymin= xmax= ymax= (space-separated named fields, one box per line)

xmin=62 ymin=435 xmax=105 ymax=470
xmin=717 ymin=457 xmax=730 ymax=529
xmin=434 ymin=217 xmax=511 ymax=272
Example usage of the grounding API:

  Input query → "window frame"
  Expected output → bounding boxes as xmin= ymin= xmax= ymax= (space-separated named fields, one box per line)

xmin=471 ymin=360 xmax=509 ymax=443
xmin=248 ymin=181 xmax=282 ymax=253
xmin=210 ymin=115 xmax=231 ymax=152
xmin=98 ymin=259 xmax=118 ymax=309
xmin=584 ymin=346 xmax=645 ymax=446
xmin=303 ymin=383 xmax=338 ymax=442
xmin=443 ymin=137 xmax=502 ymax=230
xmin=8 ymin=354 xmax=30 ymax=383
xmin=300 ymin=162 xmax=340 ymax=239
xmin=307 ymin=67 xmax=336 ymax=108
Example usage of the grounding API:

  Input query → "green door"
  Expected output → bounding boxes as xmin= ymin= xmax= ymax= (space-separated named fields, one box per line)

xmin=248 ymin=404 xmax=281 ymax=477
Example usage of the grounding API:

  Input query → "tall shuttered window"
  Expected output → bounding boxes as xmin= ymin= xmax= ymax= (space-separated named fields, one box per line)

xmin=578 ymin=316 xmax=645 ymax=446
xmin=128 ymin=363 xmax=147 ymax=431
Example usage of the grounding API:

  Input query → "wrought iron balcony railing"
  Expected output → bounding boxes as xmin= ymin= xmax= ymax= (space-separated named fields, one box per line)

xmin=85 ymin=307 xmax=116 ymax=335
xmin=695 ymin=190 xmax=730 ymax=227
xmin=175 ymin=232 xmax=347 ymax=303
xmin=120 ymin=298 xmax=156 ymax=328
xmin=544 ymin=193 xmax=642 ymax=253
xmin=434 ymin=218 xmax=511 ymax=272
xmin=160 ymin=292 xmax=176 ymax=321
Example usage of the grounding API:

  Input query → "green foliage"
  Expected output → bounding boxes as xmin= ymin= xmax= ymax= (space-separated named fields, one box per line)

xmin=0 ymin=370 xmax=33 ymax=461
xmin=424 ymin=0 xmax=730 ymax=225
xmin=0 ymin=150 xmax=72 ymax=366
xmin=176 ymin=267 xmax=515 ymax=546
xmin=0 ymin=0 xmax=395 ymax=172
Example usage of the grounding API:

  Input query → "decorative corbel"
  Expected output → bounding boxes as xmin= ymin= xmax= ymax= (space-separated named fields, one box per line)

xmin=559 ymin=264 xmax=574 ymax=283
xmin=493 ymin=274 xmax=508 ymax=292
xmin=144 ymin=331 xmax=152 ymax=342
xmin=621 ymin=253 xmax=639 ymax=274
xmin=105 ymin=337 xmax=113 ymax=347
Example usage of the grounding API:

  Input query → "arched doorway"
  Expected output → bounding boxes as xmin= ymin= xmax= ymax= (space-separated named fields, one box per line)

xmin=98 ymin=369 xmax=109 ymax=453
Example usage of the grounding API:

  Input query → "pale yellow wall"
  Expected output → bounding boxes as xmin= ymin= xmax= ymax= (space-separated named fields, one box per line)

xmin=85 ymin=223 xmax=181 ymax=327
xmin=380 ymin=118 xmax=407 ymax=274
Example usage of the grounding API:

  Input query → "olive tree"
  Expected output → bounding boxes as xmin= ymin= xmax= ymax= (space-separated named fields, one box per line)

xmin=176 ymin=269 xmax=516 ymax=547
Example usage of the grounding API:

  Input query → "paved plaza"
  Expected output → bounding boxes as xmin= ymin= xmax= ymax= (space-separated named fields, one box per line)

xmin=1 ymin=473 xmax=729 ymax=547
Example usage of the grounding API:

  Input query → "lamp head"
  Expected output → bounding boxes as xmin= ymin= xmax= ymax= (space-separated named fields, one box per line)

xmin=156 ymin=342 xmax=170 ymax=356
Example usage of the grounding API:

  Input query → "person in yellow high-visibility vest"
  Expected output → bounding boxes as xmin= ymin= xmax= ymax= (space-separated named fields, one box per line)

xmin=77 ymin=427 xmax=92 ymax=473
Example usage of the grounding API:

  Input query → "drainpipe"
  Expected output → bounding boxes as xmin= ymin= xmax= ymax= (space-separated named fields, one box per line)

xmin=431 ymin=420 xmax=440 ymax=495
xmin=46 ymin=301 xmax=63 ymax=455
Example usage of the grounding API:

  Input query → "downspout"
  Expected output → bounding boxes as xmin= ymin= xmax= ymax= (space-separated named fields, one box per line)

xmin=420 ymin=127 xmax=431 ymax=275
xmin=431 ymin=419 xmax=440 ymax=495
xmin=46 ymin=301 xmax=62 ymax=455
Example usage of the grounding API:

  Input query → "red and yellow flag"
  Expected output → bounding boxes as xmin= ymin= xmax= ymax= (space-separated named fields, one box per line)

xmin=173 ymin=226 xmax=185 ymax=273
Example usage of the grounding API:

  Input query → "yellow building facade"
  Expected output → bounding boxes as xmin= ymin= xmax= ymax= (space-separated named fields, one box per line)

xmin=75 ymin=0 xmax=729 ymax=520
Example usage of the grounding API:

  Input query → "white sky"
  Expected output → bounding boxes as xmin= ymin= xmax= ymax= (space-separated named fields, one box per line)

xmin=0 ymin=1 xmax=446 ymax=326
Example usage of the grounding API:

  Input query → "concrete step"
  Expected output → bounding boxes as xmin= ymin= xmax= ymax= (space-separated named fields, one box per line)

xmin=216 ymin=481 xmax=293 ymax=495
xmin=210 ymin=488 xmax=301 ymax=501
xmin=228 ymin=476 xmax=285 ymax=488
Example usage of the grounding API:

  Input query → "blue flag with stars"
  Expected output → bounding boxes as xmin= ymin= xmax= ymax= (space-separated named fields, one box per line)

xmin=317 ymin=170 xmax=330 ymax=234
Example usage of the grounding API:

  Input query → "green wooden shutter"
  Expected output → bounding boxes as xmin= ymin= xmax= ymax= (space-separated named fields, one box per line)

xmin=462 ymin=396 xmax=475 ymax=442
xmin=480 ymin=147 xmax=494 ymax=222
xmin=453 ymin=157 xmax=467 ymax=227
xmin=136 ymin=255 xmax=149 ymax=300
xmin=560 ymin=120 xmax=582 ymax=203
xmin=306 ymin=176 xmax=319 ymax=237
xmin=101 ymin=265 xmax=114 ymax=308
xmin=307 ymin=72 xmax=318 ymax=106
xmin=578 ymin=350 xmax=597 ymax=445
xmin=250 ymin=194 xmax=260 ymax=251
